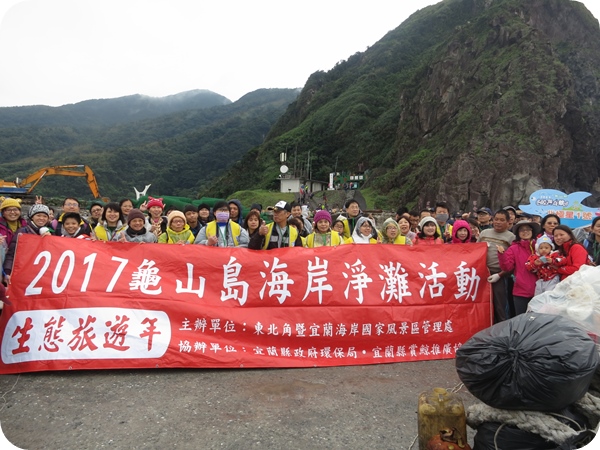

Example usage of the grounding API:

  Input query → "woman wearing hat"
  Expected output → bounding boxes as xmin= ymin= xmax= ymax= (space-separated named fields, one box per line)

xmin=413 ymin=216 xmax=443 ymax=245
xmin=116 ymin=209 xmax=157 ymax=243
xmin=496 ymin=220 xmax=541 ymax=316
xmin=3 ymin=203 xmax=52 ymax=280
xmin=0 ymin=198 xmax=27 ymax=247
xmin=158 ymin=210 xmax=195 ymax=244
xmin=144 ymin=197 xmax=168 ymax=238
xmin=381 ymin=218 xmax=411 ymax=245
xmin=305 ymin=210 xmax=343 ymax=248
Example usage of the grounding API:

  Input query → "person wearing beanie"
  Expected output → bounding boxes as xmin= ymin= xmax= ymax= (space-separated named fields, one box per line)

xmin=3 ymin=203 xmax=52 ymax=279
xmin=525 ymin=234 xmax=566 ymax=295
xmin=0 ymin=197 xmax=27 ymax=247
xmin=143 ymin=196 xmax=167 ymax=238
xmin=413 ymin=216 xmax=443 ymax=245
xmin=250 ymin=203 xmax=263 ymax=213
xmin=158 ymin=210 xmax=195 ymax=244
xmin=196 ymin=203 xmax=212 ymax=228
xmin=115 ymin=209 xmax=157 ymax=243
xmin=194 ymin=200 xmax=249 ymax=247
xmin=381 ymin=217 xmax=410 ymax=245
xmin=183 ymin=204 xmax=201 ymax=237
xmin=305 ymin=209 xmax=343 ymax=248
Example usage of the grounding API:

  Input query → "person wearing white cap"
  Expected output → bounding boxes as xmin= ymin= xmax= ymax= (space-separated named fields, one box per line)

xmin=249 ymin=201 xmax=302 ymax=250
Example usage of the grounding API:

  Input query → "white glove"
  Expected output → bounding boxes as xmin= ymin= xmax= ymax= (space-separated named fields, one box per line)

xmin=487 ymin=274 xmax=501 ymax=283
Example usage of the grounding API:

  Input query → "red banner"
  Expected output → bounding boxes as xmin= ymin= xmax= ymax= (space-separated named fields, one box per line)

xmin=0 ymin=235 xmax=491 ymax=374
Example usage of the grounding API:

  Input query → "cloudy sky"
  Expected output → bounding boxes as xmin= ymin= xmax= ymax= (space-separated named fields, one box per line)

xmin=1 ymin=0 xmax=599 ymax=107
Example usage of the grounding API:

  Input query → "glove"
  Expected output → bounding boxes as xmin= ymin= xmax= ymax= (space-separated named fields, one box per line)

xmin=487 ymin=273 xmax=501 ymax=283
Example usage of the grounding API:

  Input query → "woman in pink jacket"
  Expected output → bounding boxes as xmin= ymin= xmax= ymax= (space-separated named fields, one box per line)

xmin=497 ymin=220 xmax=541 ymax=316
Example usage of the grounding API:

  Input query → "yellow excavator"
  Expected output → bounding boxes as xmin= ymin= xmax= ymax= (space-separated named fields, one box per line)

xmin=0 ymin=165 xmax=108 ymax=201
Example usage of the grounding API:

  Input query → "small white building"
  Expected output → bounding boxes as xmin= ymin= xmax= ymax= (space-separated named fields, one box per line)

xmin=279 ymin=176 xmax=328 ymax=194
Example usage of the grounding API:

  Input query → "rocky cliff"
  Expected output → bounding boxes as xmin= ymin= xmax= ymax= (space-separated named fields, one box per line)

xmin=208 ymin=0 xmax=600 ymax=211
xmin=391 ymin=0 xmax=600 ymax=210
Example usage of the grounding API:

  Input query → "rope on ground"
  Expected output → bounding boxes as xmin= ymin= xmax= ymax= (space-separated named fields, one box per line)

xmin=467 ymin=402 xmax=585 ymax=445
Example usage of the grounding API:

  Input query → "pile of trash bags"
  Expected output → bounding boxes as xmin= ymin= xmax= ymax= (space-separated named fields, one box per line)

xmin=527 ymin=265 xmax=600 ymax=342
xmin=456 ymin=312 xmax=600 ymax=449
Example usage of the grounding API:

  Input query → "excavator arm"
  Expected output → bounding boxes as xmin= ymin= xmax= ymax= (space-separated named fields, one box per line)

xmin=16 ymin=165 xmax=103 ymax=199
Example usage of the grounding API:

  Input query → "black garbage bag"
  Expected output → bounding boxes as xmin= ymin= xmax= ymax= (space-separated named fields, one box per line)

xmin=470 ymin=403 xmax=594 ymax=450
xmin=473 ymin=423 xmax=595 ymax=450
xmin=456 ymin=313 xmax=599 ymax=411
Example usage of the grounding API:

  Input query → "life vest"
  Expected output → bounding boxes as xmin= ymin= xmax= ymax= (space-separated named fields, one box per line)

xmin=390 ymin=235 xmax=407 ymax=245
xmin=205 ymin=221 xmax=242 ymax=246
xmin=94 ymin=222 xmax=126 ymax=242
xmin=262 ymin=222 xmax=299 ymax=249
xmin=306 ymin=232 xmax=343 ymax=248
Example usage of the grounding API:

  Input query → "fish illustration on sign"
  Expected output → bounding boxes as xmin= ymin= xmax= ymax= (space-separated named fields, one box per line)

xmin=519 ymin=189 xmax=600 ymax=228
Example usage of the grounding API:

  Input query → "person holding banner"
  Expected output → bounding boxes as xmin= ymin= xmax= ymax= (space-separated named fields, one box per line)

xmin=3 ymin=203 xmax=53 ymax=280
xmin=413 ymin=216 xmax=443 ymax=245
xmin=0 ymin=198 xmax=27 ymax=247
xmin=158 ymin=210 xmax=195 ymax=245
xmin=144 ymin=197 xmax=168 ymax=238
xmin=195 ymin=201 xmax=249 ymax=247
xmin=305 ymin=209 xmax=343 ymax=248
xmin=251 ymin=201 xmax=302 ymax=250
xmin=116 ymin=209 xmax=157 ymax=243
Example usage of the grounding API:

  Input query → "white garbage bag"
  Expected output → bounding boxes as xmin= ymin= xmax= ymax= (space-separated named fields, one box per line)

xmin=527 ymin=265 xmax=600 ymax=338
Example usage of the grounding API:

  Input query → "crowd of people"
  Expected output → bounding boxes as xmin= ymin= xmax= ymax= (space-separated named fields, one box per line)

xmin=1 ymin=195 xmax=598 ymax=321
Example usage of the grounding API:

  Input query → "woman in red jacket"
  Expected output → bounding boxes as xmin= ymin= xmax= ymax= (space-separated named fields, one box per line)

xmin=552 ymin=225 xmax=589 ymax=280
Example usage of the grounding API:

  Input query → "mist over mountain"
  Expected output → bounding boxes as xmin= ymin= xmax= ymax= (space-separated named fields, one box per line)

xmin=0 ymin=89 xmax=230 ymax=127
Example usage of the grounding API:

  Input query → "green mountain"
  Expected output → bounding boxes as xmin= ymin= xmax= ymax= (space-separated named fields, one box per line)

xmin=0 ymin=90 xmax=230 ymax=127
xmin=0 ymin=88 xmax=299 ymax=200
xmin=206 ymin=0 xmax=600 ymax=211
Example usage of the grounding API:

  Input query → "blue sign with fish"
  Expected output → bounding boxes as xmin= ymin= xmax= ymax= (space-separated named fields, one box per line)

xmin=519 ymin=189 xmax=600 ymax=228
